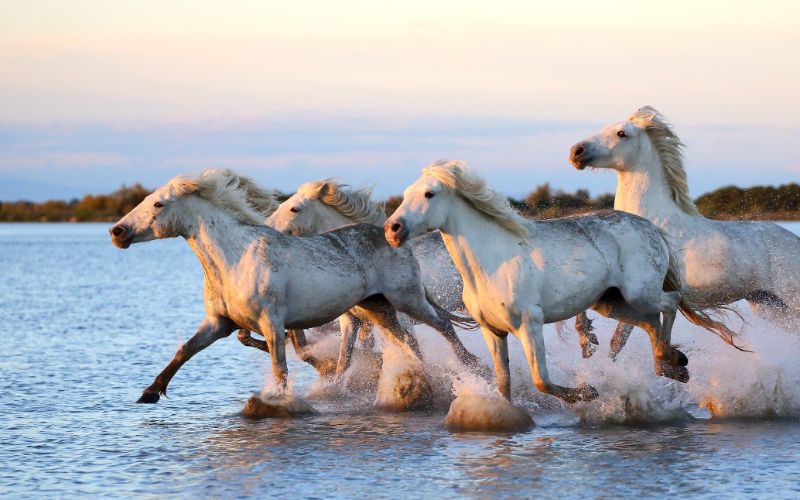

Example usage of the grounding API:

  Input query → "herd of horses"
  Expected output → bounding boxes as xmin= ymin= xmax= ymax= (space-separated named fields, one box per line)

xmin=109 ymin=106 xmax=800 ymax=412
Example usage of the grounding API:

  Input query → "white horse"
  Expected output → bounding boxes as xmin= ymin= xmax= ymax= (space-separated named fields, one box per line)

xmin=385 ymin=160 xmax=698 ymax=403
xmin=109 ymin=169 xmax=472 ymax=403
xmin=569 ymin=106 xmax=800 ymax=354
xmin=268 ymin=179 xmax=464 ymax=310
xmin=265 ymin=179 xmax=484 ymax=375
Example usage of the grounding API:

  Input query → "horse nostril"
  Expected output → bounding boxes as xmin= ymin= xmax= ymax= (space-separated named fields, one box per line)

xmin=391 ymin=223 xmax=402 ymax=233
xmin=572 ymin=145 xmax=585 ymax=158
xmin=111 ymin=226 xmax=125 ymax=237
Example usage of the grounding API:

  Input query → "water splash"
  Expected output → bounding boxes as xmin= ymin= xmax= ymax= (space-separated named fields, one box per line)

xmin=374 ymin=345 xmax=433 ymax=411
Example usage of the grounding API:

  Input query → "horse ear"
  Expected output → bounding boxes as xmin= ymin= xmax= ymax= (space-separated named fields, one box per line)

xmin=631 ymin=106 xmax=659 ymax=126
xmin=316 ymin=181 xmax=331 ymax=197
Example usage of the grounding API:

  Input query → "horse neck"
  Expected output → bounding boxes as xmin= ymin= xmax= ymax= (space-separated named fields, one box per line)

xmin=315 ymin=205 xmax=358 ymax=232
xmin=182 ymin=200 xmax=257 ymax=287
xmin=614 ymin=151 xmax=687 ymax=223
xmin=438 ymin=196 xmax=523 ymax=287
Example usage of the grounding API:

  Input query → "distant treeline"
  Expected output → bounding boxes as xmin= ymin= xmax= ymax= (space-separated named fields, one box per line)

xmin=0 ymin=184 xmax=150 ymax=222
xmin=2 ymin=182 xmax=800 ymax=222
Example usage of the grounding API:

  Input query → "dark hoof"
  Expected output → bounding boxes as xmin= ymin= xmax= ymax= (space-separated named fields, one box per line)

xmin=657 ymin=360 xmax=690 ymax=383
xmin=665 ymin=365 xmax=690 ymax=383
xmin=137 ymin=391 xmax=160 ymax=404
xmin=561 ymin=384 xmax=600 ymax=404
xmin=673 ymin=349 xmax=689 ymax=367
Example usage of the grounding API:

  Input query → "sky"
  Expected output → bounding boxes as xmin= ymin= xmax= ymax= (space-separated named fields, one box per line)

xmin=0 ymin=0 xmax=798 ymax=200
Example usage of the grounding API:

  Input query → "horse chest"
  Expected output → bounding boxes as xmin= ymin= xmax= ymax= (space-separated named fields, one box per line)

xmin=462 ymin=281 xmax=524 ymax=331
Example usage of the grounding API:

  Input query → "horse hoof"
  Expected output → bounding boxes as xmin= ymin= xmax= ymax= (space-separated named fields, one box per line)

xmin=137 ymin=391 xmax=160 ymax=404
xmin=673 ymin=349 xmax=689 ymax=367
xmin=666 ymin=366 xmax=690 ymax=383
xmin=562 ymin=384 xmax=599 ymax=404
xmin=657 ymin=360 xmax=690 ymax=383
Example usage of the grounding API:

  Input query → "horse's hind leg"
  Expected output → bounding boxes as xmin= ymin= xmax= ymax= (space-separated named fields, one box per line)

xmin=355 ymin=297 xmax=424 ymax=363
xmin=238 ymin=329 xmax=269 ymax=352
xmin=608 ymin=323 xmax=634 ymax=361
xmin=575 ymin=312 xmax=598 ymax=358
xmin=238 ymin=329 xmax=336 ymax=376
xmin=595 ymin=291 xmax=688 ymax=382
xmin=288 ymin=329 xmax=337 ymax=377
xmin=388 ymin=291 xmax=488 ymax=376
xmin=336 ymin=312 xmax=363 ymax=375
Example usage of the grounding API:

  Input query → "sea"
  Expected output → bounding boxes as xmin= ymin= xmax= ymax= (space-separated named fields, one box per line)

xmin=2 ymin=222 xmax=800 ymax=498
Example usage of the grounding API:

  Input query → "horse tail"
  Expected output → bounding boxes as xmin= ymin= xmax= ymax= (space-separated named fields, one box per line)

xmin=424 ymin=288 xmax=480 ymax=330
xmin=659 ymin=229 xmax=750 ymax=352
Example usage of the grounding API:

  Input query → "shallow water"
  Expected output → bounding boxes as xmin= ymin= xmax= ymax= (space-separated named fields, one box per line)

xmin=2 ymin=222 xmax=800 ymax=498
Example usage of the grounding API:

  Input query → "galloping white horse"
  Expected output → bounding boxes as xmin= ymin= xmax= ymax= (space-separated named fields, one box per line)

xmin=385 ymin=160 xmax=696 ymax=403
xmin=265 ymin=179 xmax=484 ymax=375
xmin=569 ymin=106 xmax=800 ymax=354
xmin=109 ymin=169 xmax=471 ymax=403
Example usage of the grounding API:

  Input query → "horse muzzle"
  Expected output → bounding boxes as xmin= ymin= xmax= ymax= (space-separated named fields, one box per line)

xmin=384 ymin=218 xmax=409 ymax=248
xmin=109 ymin=224 xmax=133 ymax=249
xmin=569 ymin=142 xmax=591 ymax=170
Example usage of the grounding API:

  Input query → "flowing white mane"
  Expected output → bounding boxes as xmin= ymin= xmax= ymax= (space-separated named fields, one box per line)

xmin=298 ymin=179 xmax=386 ymax=224
xmin=167 ymin=168 xmax=279 ymax=224
xmin=631 ymin=106 xmax=701 ymax=216
xmin=423 ymin=160 xmax=529 ymax=238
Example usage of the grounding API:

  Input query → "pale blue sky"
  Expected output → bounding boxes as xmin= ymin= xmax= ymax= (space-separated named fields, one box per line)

xmin=1 ymin=1 xmax=798 ymax=200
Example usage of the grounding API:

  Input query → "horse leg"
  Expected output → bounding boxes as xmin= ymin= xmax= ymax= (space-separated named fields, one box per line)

xmin=237 ymin=329 xmax=269 ymax=352
xmin=288 ymin=329 xmax=337 ymax=377
xmin=359 ymin=320 xmax=376 ymax=351
xmin=355 ymin=297 xmax=424 ymax=363
xmin=574 ymin=312 xmax=598 ymax=358
xmin=390 ymin=292 xmax=488 ymax=376
xmin=608 ymin=323 xmax=634 ymax=361
xmin=138 ymin=317 xmax=235 ymax=403
xmin=259 ymin=314 xmax=289 ymax=391
xmin=516 ymin=312 xmax=599 ymax=404
xmin=336 ymin=312 xmax=363 ymax=376
xmin=594 ymin=291 xmax=688 ymax=382
xmin=481 ymin=326 xmax=511 ymax=399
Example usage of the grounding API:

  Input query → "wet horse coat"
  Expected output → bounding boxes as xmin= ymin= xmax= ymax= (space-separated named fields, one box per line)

xmin=385 ymin=161 xmax=694 ymax=403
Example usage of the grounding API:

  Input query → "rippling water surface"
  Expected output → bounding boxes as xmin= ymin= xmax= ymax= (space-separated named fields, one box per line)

xmin=2 ymin=223 xmax=800 ymax=498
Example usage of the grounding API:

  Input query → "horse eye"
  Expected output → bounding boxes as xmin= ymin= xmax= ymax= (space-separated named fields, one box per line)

xmin=424 ymin=191 xmax=435 ymax=199
xmin=617 ymin=130 xmax=628 ymax=138
xmin=290 ymin=207 xmax=300 ymax=213
xmin=154 ymin=201 xmax=164 ymax=208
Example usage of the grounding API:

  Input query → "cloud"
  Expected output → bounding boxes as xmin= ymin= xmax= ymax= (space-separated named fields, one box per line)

xmin=0 ymin=115 xmax=798 ymax=201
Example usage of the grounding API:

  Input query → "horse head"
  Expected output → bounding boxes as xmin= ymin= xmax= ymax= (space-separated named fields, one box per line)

xmin=267 ymin=180 xmax=343 ymax=235
xmin=109 ymin=182 xmax=186 ymax=248
xmin=569 ymin=106 xmax=662 ymax=172
xmin=384 ymin=163 xmax=458 ymax=247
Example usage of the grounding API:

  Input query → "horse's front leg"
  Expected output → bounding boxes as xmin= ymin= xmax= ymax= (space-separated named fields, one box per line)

xmin=260 ymin=314 xmax=289 ymax=391
xmin=480 ymin=326 xmax=511 ymax=399
xmin=138 ymin=317 xmax=235 ymax=403
xmin=516 ymin=312 xmax=599 ymax=404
